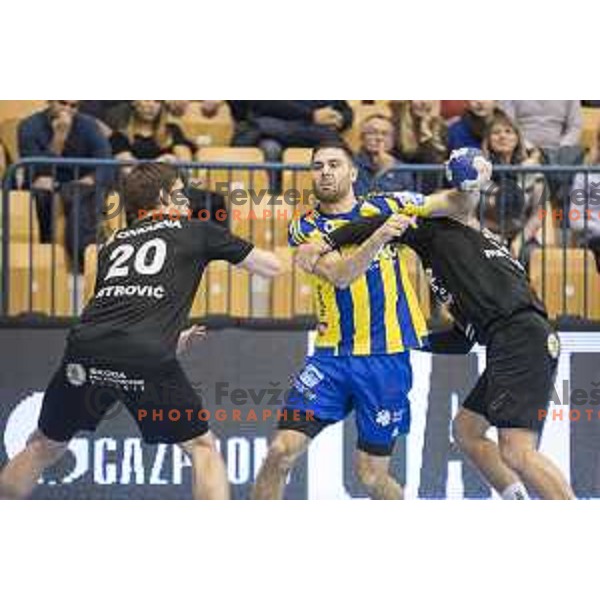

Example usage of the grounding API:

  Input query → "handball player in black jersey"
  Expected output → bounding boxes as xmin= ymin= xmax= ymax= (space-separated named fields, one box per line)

xmin=0 ymin=163 xmax=282 ymax=500
xmin=298 ymin=153 xmax=574 ymax=500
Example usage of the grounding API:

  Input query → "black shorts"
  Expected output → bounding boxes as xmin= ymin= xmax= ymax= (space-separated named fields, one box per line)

xmin=38 ymin=355 xmax=209 ymax=444
xmin=463 ymin=311 xmax=560 ymax=432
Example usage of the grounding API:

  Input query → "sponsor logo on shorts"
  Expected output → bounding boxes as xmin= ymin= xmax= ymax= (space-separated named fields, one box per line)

xmin=375 ymin=409 xmax=405 ymax=427
xmin=291 ymin=365 xmax=324 ymax=402
xmin=375 ymin=409 xmax=392 ymax=427
xmin=298 ymin=365 xmax=324 ymax=389
xmin=66 ymin=363 xmax=87 ymax=387
xmin=88 ymin=368 xmax=145 ymax=392
xmin=547 ymin=333 xmax=561 ymax=359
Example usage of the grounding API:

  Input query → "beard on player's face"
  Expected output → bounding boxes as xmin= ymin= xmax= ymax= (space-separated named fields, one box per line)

xmin=313 ymin=174 xmax=353 ymax=203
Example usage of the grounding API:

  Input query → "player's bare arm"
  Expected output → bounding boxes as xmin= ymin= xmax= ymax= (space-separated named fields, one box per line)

xmin=237 ymin=247 xmax=283 ymax=278
xmin=414 ymin=188 xmax=478 ymax=219
xmin=295 ymin=214 xmax=415 ymax=288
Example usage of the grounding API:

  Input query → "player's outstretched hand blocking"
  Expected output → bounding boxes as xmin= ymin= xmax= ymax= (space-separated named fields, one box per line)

xmin=446 ymin=148 xmax=492 ymax=192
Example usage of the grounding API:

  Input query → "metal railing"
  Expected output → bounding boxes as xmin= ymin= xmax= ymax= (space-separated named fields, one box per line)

xmin=1 ymin=158 xmax=599 ymax=326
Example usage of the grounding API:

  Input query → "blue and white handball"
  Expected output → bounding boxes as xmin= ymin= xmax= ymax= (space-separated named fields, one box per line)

xmin=445 ymin=147 xmax=492 ymax=191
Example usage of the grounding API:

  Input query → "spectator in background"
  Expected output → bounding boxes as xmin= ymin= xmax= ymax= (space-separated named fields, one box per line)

xmin=79 ymin=101 xmax=129 ymax=134
xmin=18 ymin=100 xmax=112 ymax=272
xmin=110 ymin=100 xmax=195 ymax=166
xmin=353 ymin=114 xmax=413 ymax=197
xmin=391 ymin=100 xmax=448 ymax=193
xmin=447 ymin=100 xmax=498 ymax=152
xmin=229 ymin=101 xmax=353 ymax=161
xmin=80 ymin=101 xmax=193 ymax=135
xmin=570 ymin=125 xmax=600 ymax=271
xmin=500 ymin=101 xmax=582 ymax=155
xmin=480 ymin=110 xmax=546 ymax=264
xmin=500 ymin=101 xmax=583 ymax=207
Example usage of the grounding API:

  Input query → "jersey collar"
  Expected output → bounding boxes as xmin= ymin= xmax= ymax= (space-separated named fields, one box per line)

xmin=314 ymin=201 xmax=361 ymax=221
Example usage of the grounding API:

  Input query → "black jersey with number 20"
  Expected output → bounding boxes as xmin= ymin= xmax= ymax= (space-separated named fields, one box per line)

xmin=67 ymin=218 xmax=253 ymax=364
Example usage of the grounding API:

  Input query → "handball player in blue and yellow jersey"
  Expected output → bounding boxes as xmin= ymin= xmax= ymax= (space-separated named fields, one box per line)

xmin=253 ymin=142 xmax=462 ymax=499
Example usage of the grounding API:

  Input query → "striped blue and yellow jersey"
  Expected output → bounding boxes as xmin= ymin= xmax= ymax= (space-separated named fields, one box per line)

xmin=288 ymin=192 xmax=428 ymax=356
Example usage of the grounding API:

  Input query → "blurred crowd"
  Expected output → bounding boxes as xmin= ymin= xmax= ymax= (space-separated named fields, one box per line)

xmin=1 ymin=100 xmax=599 ymax=272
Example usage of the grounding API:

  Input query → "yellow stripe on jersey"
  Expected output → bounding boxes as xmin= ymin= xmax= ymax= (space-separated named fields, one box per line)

xmin=350 ymin=273 xmax=371 ymax=354
xmin=399 ymin=247 xmax=428 ymax=340
xmin=384 ymin=197 xmax=398 ymax=215
xmin=379 ymin=255 xmax=404 ymax=353
xmin=288 ymin=199 xmax=427 ymax=356
xmin=359 ymin=202 xmax=383 ymax=217
xmin=314 ymin=278 xmax=342 ymax=349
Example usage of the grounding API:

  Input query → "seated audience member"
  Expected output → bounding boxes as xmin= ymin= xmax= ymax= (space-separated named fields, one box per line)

xmin=500 ymin=101 xmax=584 ymax=206
xmin=229 ymin=101 xmax=353 ymax=161
xmin=480 ymin=111 xmax=546 ymax=264
xmin=79 ymin=101 xmax=129 ymax=133
xmin=110 ymin=100 xmax=195 ymax=164
xmin=353 ymin=114 xmax=413 ymax=196
xmin=500 ymin=100 xmax=583 ymax=156
xmin=571 ymin=125 xmax=600 ymax=271
xmin=447 ymin=100 xmax=499 ymax=152
xmin=391 ymin=100 xmax=448 ymax=192
xmin=81 ymin=101 xmax=192 ymax=136
xmin=18 ymin=100 xmax=112 ymax=272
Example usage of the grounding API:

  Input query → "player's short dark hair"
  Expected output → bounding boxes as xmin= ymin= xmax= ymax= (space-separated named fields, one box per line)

xmin=122 ymin=163 xmax=179 ymax=216
xmin=311 ymin=140 xmax=355 ymax=164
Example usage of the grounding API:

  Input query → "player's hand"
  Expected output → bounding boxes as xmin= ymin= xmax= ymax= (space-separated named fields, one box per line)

xmin=295 ymin=240 xmax=332 ymax=273
xmin=177 ymin=325 xmax=207 ymax=355
xmin=375 ymin=214 xmax=417 ymax=243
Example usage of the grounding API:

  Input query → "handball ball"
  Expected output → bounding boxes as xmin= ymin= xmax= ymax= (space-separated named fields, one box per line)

xmin=446 ymin=147 xmax=492 ymax=191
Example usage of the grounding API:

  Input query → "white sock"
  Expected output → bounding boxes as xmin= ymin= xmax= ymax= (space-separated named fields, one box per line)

xmin=501 ymin=482 xmax=529 ymax=500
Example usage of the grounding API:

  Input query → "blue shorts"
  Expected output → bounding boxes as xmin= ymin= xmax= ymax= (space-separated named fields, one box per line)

xmin=279 ymin=352 xmax=413 ymax=456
